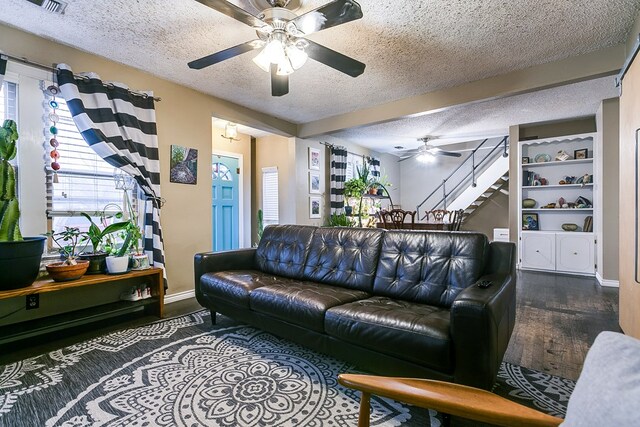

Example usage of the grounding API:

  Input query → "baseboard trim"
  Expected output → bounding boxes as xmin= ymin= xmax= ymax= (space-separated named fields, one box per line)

xmin=596 ymin=272 xmax=619 ymax=288
xmin=164 ymin=290 xmax=196 ymax=304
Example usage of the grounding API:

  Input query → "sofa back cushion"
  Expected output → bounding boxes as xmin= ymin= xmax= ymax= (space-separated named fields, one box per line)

xmin=256 ymin=225 xmax=316 ymax=279
xmin=303 ymin=227 xmax=384 ymax=291
xmin=373 ymin=231 xmax=489 ymax=308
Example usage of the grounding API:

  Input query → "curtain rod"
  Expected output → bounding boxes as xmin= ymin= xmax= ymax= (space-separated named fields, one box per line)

xmin=1 ymin=53 xmax=162 ymax=102
xmin=319 ymin=141 xmax=373 ymax=159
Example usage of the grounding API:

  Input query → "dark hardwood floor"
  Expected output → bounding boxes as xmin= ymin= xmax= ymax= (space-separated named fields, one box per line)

xmin=503 ymin=270 xmax=620 ymax=380
xmin=1 ymin=270 xmax=620 ymax=381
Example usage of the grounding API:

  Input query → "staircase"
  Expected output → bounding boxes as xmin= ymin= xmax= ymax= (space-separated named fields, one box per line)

xmin=461 ymin=173 xmax=509 ymax=220
xmin=416 ymin=136 xmax=510 ymax=221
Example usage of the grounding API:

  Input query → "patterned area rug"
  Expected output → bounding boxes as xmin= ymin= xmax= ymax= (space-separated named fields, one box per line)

xmin=0 ymin=311 xmax=574 ymax=426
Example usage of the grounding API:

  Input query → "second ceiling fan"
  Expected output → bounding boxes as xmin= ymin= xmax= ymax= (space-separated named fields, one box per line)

xmin=188 ymin=0 xmax=366 ymax=96
xmin=397 ymin=137 xmax=463 ymax=163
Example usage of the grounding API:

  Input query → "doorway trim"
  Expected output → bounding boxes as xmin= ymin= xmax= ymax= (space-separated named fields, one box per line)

xmin=212 ymin=150 xmax=244 ymax=248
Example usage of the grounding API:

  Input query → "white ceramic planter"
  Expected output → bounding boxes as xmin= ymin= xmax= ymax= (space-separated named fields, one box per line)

xmin=105 ymin=255 xmax=129 ymax=274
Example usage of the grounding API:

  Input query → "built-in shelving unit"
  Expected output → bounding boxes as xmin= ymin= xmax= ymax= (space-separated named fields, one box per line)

xmin=518 ymin=133 xmax=597 ymax=276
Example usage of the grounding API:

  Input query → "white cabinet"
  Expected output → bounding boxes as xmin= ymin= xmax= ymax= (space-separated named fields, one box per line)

xmin=521 ymin=232 xmax=556 ymax=270
xmin=518 ymin=133 xmax=598 ymax=277
xmin=521 ymin=231 xmax=595 ymax=275
xmin=556 ymin=233 xmax=595 ymax=274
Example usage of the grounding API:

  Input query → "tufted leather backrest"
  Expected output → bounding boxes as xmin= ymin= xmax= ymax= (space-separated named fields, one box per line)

xmin=303 ymin=227 xmax=384 ymax=291
xmin=256 ymin=225 xmax=316 ymax=279
xmin=373 ymin=231 xmax=489 ymax=308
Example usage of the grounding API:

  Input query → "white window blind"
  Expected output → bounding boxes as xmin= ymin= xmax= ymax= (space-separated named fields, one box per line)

xmin=0 ymin=81 xmax=18 ymax=122
xmin=262 ymin=167 xmax=279 ymax=225
xmin=45 ymin=95 xmax=134 ymax=232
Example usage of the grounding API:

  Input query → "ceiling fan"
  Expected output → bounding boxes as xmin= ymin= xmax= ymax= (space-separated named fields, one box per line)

xmin=188 ymin=0 xmax=366 ymax=96
xmin=397 ymin=137 xmax=463 ymax=163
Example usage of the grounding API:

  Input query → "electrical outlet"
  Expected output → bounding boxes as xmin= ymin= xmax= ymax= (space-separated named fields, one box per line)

xmin=26 ymin=294 xmax=39 ymax=310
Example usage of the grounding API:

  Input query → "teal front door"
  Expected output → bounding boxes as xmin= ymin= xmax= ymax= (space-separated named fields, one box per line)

xmin=212 ymin=155 xmax=240 ymax=251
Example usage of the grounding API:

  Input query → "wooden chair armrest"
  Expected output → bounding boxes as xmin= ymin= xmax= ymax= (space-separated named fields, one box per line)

xmin=338 ymin=374 xmax=563 ymax=427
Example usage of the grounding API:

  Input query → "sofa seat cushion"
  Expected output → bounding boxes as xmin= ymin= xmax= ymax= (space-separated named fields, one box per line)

xmin=325 ymin=296 xmax=452 ymax=372
xmin=200 ymin=270 xmax=284 ymax=308
xmin=250 ymin=281 xmax=370 ymax=333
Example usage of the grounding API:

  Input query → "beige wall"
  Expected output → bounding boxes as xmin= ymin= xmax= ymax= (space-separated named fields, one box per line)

xmin=619 ymin=49 xmax=640 ymax=337
xmin=461 ymin=192 xmax=509 ymax=238
xmin=0 ymin=24 xmax=295 ymax=306
xmin=212 ymin=124 xmax=253 ymax=248
xmin=595 ymin=98 xmax=620 ymax=283
xmin=255 ymin=134 xmax=296 ymax=227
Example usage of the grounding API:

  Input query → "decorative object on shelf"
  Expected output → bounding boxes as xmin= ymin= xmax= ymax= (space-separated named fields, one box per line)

xmin=542 ymin=202 xmax=557 ymax=209
xmin=522 ymin=198 xmax=537 ymax=208
xmin=522 ymin=213 xmax=539 ymax=230
xmin=555 ymin=150 xmax=572 ymax=161
xmin=522 ymin=156 xmax=530 ymax=164
xmin=583 ymin=216 xmax=593 ymax=232
xmin=130 ymin=254 xmax=150 ymax=270
xmin=577 ymin=174 xmax=593 ymax=185
xmin=46 ymin=84 xmax=61 ymax=181
xmin=309 ymin=196 xmax=321 ymax=219
xmin=534 ymin=153 xmax=551 ymax=163
xmin=575 ymin=196 xmax=592 ymax=208
xmin=0 ymin=120 xmax=47 ymax=290
xmin=308 ymin=147 xmax=320 ymax=170
xmin=558 ymin=197 xmax=567 ymax=208
xmin=344 ymin=205 xmax=353 ymax=216
xmin=45 ymin=260 xmax=90 ymax=282
xmin=309 ymin=171 xmax=321 ymax=194
xmin=539 ymin=177 xmax=548 ymax=185
xmin=169 ymin=145 xmax=198 ymax=184
xmin=574 ymin=149 xmax=588 ymax=159
xmin=559 ymin=176 xmax=577 ymax=185
xmin=562 ymin=223 xmax=579 ymax=232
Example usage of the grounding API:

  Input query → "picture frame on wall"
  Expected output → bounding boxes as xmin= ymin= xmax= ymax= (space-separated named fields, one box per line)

xmin=574 ymin=149 xmax=588 ymax=159
xmin=522 ymin=213 xmax=539 ymax=230
xmin=309 ymin=147 xmax=321 ymax=170
xmin=169 ymin=144 xmax=198 ymax=185
xmin=310 ymin=196 xmax=321 ymax=218
xmin=309 ymin=171 xmax=321 ymax=194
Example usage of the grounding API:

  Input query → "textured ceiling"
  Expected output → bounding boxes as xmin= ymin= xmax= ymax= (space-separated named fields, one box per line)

xmin=0 ymin=0 xmax=637 ymax=127
xmin=332 ymin=76 xmax=619 ymax=153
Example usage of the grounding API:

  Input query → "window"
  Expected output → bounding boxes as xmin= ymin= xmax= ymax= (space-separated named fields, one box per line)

xmin=0 ymin=81 xmax=18 ymax=122
xmin=262 ymin=167 xmax=279 ymax=226
xmin=45 ymin=95 xmax=135 ymax=235
xmin=345 ymin=152 xmax=364 ymax=181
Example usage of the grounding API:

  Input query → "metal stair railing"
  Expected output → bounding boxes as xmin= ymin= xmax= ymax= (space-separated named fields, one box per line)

xmin=416 ymin=136 xmax=509 ymax=219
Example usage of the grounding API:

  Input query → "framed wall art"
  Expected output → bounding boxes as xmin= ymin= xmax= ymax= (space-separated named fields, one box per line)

xmin=309 ymin=171 xmax=321 ymax=194
xmin=308 ymin=147 xmax=321 ymax=170
xmin=310 ymin=196 xmax=321 ymax=218
xmin=170 ymin=144 xmax=198 ymax=184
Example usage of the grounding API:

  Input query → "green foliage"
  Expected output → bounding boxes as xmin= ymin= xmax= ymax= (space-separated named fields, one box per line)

xmin=257 ymin=209 xmax=264 ymax=243
xmin=80 ymin=212 xmax=130 ymax=253
xmin=45 ymin=227 xmax=89 ymax=265
xmin=0 ymin=120 xmax=22 ymax=242
xmin=356 ymin=162 xmax=370 ymax=184
xmin=326 ymin=213 xmax=351 ymax=227
xmin=344 ymin=178 xmax=367 ymax=198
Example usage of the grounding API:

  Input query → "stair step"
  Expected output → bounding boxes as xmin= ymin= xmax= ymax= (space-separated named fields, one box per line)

xmin=499 ymin=189 xmax=509 ymax=195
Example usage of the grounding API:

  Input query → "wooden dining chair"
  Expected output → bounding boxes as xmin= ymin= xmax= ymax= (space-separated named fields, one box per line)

xmin=450 ymin=209 xmax=464 ymax=231
xmin=381 ymin=209 xmax=416 ymax=229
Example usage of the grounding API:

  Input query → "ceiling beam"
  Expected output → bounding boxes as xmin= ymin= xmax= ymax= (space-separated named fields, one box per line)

xmin=297 ymin=44 xmax=626 ymax=138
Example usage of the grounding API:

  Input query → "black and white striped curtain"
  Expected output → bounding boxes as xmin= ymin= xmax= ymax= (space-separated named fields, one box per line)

xmin=330 ymin=146 xmax=348 ymax=215
xmin=368 ymin=156 xmax=381 ymax=179
xmin=56 ymin=64 xmax=166 ymax=285
xmin=0 ymin=54 xmax=7 ymax=91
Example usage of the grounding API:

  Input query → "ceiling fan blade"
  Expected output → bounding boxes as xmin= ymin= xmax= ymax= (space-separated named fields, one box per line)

xmin=271 ymin=64 xmax=289 ymax=96
xmin=194 ymin=0 xmax=267 ymax=28
xmin=290 ymin=0 xmax=363 ymax=36
xmin=188 ymin=40 xmax=265 ymax=69
xmin=397 ymin=155 xmax=417 ymax=163
xmin=305 ymin=40 xmax=365 ymax=77
xmin=435 ymin=150 xmax=462 ymax=158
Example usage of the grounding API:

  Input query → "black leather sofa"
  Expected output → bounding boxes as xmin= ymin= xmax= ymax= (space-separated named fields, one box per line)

xmin=194 ymin=225 xmax=516 ymax=390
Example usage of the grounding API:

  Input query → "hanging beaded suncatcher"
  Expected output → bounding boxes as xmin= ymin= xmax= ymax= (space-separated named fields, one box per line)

xmin=45 ymin=84 xmax=61 ymax=182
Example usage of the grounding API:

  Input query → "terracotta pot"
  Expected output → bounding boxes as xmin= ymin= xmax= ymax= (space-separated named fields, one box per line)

xmin=46 ymin=260 xmax=90 ymax=282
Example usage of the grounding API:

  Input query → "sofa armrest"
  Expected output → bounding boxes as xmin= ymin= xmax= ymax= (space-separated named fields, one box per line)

xmin=450 ymin=241 xmax=516 ymax=390
xmin=194 ymin=248 xmax=257 ymax=292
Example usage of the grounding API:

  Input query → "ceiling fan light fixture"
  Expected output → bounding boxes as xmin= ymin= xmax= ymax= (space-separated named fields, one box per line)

xmin=222 ymin=122 xmax=241 ymax=142
xmin=276 ymin=58 xmax=294 ymax=75
xmin=252 ymin=49 xmax=272 ymax=72
xmin=417 ymin=152 xmax=436 ymax=163
xmin=286 ymin=44 xmax=308 ymax=70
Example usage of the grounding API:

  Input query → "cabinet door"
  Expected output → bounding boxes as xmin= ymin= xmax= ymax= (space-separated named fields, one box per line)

xmin=521 ymin=232 xmax=556 ymax=271
xmin=556 ymin=234 xmax=595 ymax=274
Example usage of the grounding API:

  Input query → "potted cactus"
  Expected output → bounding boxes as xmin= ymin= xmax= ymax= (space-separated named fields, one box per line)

xmin=0 ymin=120 xmax=46 ymax=290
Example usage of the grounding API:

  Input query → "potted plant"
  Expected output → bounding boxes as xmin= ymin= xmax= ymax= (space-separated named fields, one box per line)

xmin=45 ymin=227 xmax=90 ymax=282
xmin=79 ymin=211 xmax=130 ymax=274
xmin=128 ymin=221 xmax=148 ymax=270
xmin=0 ymin=120 xmax=46 ymax=290
xmin=326 ymin=213 xmax=352 ymax=227
xmin=105 ymin=221 xmax=136 ymax=274
xmin=344 ymin=178 xmax=367 ymax=199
